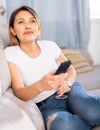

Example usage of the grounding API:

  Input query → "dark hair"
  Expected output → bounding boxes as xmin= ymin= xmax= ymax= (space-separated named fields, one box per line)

xmin=9 ymin=5 xmax=41 ymax=45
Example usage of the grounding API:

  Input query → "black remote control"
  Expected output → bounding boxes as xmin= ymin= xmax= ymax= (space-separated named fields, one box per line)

xmin=54 ymin=60 xmax=71 ymax=75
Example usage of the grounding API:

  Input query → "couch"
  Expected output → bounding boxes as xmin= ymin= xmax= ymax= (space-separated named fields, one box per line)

xmin=0 ymin=37 xmax=100 ymax=130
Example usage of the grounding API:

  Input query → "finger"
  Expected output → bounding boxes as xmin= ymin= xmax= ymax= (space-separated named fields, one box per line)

xmin=58 ymin=85 xmax=71 ymax=95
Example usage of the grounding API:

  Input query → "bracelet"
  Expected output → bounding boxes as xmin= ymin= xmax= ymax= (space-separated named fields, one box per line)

xmin=66 ymin=81 xmax=72 ymax=89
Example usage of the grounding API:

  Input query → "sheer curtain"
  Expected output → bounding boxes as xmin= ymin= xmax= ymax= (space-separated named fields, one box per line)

xmin=6 ymin=0 xmax=90 ymax=49
xmin=6 ymin=0 xmax=32 ymax=21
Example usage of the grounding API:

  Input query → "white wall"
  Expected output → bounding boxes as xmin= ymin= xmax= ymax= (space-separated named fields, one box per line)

xmin=88 ymin=19 xmax=100 ymax=65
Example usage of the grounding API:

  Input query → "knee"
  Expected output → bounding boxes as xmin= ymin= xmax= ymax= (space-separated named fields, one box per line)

xmin=82 ymin=108 xmax=100 ymax=126
xmin=69 ymin=82 xmax=85 ymax=96
xmin=68 ymin=83 xmax=100 ymax=126
xmin=46 ymin=112 xmax=92 ymax=130
xmin=68 ymin=82 xmax=88 ymax=104
xmin=46 ymin=112 xmax=81 ymax=130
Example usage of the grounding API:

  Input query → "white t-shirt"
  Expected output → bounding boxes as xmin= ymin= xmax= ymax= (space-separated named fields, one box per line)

xmin=4 ymin=40 xmax=61 ymax=103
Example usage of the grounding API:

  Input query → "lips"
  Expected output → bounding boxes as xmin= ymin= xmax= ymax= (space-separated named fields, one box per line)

xmin=24 ymin=31 xmax=33 ymax=34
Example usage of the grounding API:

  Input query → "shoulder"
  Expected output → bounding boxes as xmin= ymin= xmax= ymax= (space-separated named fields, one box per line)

xmin=37 ymin=40 xmax=60 ymax=49
xmin=4 ymin=46 xmax=18 ymax=51
xmin=4 ymin=46 xmax=20 ymax=61
xmin=4 ymin=46 xmax=19 ymax=54
xmin=38 ymin=40 xmax=61 ymax=58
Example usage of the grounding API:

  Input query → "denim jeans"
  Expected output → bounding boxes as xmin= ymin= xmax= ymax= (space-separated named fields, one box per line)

xmin=37 ymin=82 xmax=100 ymax=130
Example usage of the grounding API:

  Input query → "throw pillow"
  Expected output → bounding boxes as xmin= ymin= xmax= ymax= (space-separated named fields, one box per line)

xmin=61 ymin=49 xmax=93 ymax=74
xmin=0 ymin=37 xmax=11 ymax=94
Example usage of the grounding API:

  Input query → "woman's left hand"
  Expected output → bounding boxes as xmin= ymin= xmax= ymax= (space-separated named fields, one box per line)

xmin=57 ymin=80 xmax=71 ymax=96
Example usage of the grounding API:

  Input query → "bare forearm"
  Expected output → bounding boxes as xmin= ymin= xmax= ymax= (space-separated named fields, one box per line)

xmin=13 ymin=81 xmax=43 ymax=101
xmin=65 ymin=65 xmax=76 ymax=84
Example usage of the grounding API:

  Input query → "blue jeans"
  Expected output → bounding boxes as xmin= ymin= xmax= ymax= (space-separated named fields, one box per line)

xmin=37 ymin=82 xmax=100 ymax=130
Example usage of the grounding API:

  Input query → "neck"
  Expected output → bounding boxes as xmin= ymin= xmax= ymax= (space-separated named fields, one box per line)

xmin=20 ymin=42 xmax=37 ymax=52
xmin=19 ymin=41 xmax=40 ymax=58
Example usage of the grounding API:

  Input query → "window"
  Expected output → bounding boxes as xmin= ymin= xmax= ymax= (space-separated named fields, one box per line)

xmin=89 ymin=0 xmax=100 ymax=18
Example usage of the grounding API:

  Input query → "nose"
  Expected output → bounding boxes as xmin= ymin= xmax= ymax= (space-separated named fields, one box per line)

xmin=25 ymin=22 xmax=31 ymax=29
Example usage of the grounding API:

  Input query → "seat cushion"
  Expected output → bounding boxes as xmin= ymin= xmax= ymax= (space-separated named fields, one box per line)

xmin=76 ymin=65 xmax=100 ymax=92
xmin=0 ymin=80 xmax=2 ymax=97
xmin=93 ymin=126 xmax=100 ymax=130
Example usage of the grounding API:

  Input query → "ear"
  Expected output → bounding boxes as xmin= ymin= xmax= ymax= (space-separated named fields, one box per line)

xmin=10 ymin=27 xmax=16 ymax=36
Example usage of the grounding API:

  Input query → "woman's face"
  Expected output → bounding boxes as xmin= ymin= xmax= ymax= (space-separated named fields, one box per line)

xmin=10 ymin=10 xmax=39 ymax=44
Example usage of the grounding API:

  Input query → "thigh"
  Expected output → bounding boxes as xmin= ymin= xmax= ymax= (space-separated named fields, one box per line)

xmin=37 ymin=92 xmax=92 ymax=130
xmin=39 ymin=92 xmax=69 ymax=121
xmin=68 ymin=82 xmax=100 ymax=126
xmin=47 ymin=111 xmax=92 ymax=130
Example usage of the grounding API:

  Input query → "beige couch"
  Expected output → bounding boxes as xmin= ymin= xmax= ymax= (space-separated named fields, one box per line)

xmin=0 ymin=37 xmax=100 ymax=130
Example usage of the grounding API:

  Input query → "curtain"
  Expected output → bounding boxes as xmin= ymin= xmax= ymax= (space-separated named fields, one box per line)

xmin=6 ymin=0 xmax=90 ymax=49
xmin=6 ymin=0 xmax=32 ymax=22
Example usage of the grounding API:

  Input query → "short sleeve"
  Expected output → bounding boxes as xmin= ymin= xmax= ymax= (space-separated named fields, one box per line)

xmin=47 ymin=41 xmax=61 ymax=59
xmin=4 ymin=47 xmax=17 ymax=64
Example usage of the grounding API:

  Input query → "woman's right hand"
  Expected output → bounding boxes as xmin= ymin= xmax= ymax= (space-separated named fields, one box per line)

xmin=39 ymin=71 xmax=65 ymax=91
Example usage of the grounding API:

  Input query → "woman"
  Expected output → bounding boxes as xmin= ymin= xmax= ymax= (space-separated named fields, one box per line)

xmin=4 ymin=6 xmax=100 ymax=130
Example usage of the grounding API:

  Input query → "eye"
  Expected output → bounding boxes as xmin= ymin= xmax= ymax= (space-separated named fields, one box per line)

xmin=18 ymin=20 xmax=24 ymax=24
xmin=30 ymin=19 xmax=36 ymax=23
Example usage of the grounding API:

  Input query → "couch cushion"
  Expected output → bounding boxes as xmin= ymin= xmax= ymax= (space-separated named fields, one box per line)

xmin=4 ymin=88 xmax=45 ymax=130
xmin=0 ymin=95 xmax=37 ymax=130
xmin=93 ymin=126 xmax=100 ymax=130
xmin=76 ymin=65 xmax=100 ymax=91
xmin=88 ymin=89 xmax=100 ymax=96
xmin=0 ymin=37 xmax=11 ymax=94
xmin=62 ymin=49 xmax=93 ymax=74
xmin=0 ymin=81 xmax=2 ymax=96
